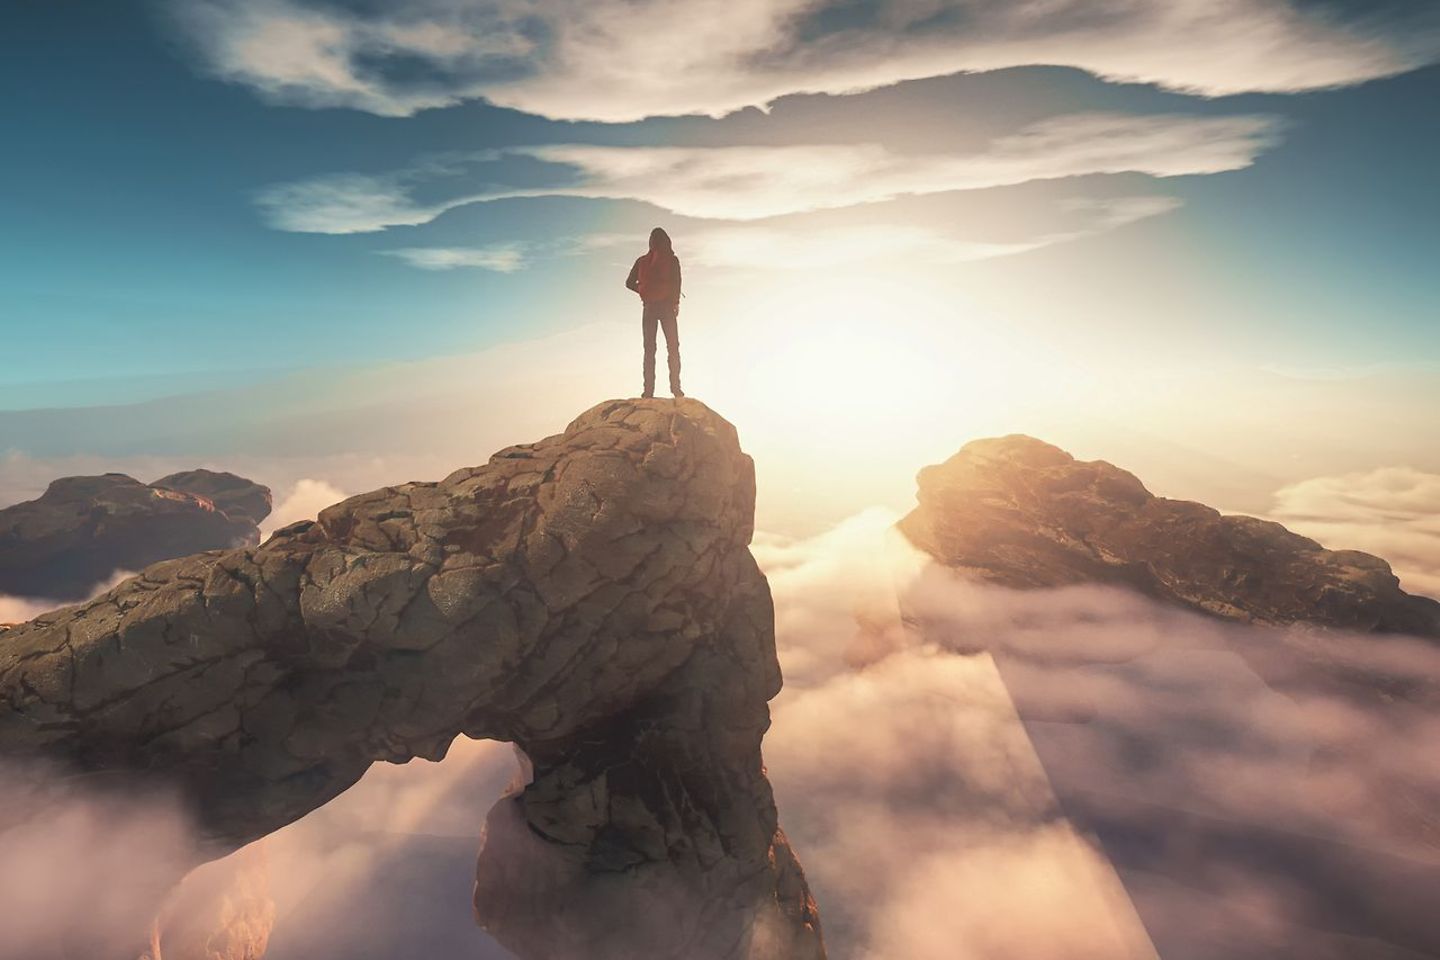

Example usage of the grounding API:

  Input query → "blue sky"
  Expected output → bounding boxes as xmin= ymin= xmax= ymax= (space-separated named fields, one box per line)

xmin=3 ymin=0 xmax=1438 ymax=412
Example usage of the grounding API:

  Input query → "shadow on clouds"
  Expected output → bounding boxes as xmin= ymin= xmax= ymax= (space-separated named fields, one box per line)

xmin=2 ymin=501 xmax=1438 ymax=958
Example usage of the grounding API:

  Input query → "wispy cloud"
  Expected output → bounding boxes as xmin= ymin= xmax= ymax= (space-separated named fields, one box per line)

xmin=519 ymin=115 xmax=1275 ymax=220
xmin=257 ymin=112 xmax=1277 ymax=232
xmin=379 ymin=244 xmax=528 ymax=272
xmin=1267 ymin=467 xmax=1440 ymax=599
xmin=168 ymin=0 xmax=538 ymax=118
xmin=255 ymin=172 xmax=456 ymax=235
xmin=0 ymin=761 xmax=197 ymax=957
xmin=168 ymin=0 xmax=1440 ymax=121
xmin=680 ymin=196 xmax=1183 ymax=270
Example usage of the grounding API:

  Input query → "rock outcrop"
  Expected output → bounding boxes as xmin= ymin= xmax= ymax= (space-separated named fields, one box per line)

xmin=897 ymin=435 xmax=1440 ymax=958
xmin=152 ymin=470 xmax=273 ymax=527
xmin=0 ymin=399 xmax=823 ymax=960
xmin=0 ymin=471 xmax=271 ymax=601
xmin=900 ymin=435 xmax=1440 ymax=637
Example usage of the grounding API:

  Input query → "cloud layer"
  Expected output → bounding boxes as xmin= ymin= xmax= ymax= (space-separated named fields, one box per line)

xmin=5 ymin=499 xmax=1436 ymax=957
xmin=1268 ymin=466 xmax=1440 ymax=598
xmin=0 ymin=569 xmax=134 ymax=626
xmin=0 ymin=762 xmax=195 ymax=958
xmin=679 ymin=196 xmax=1183 ymax=270
xmin=758 ymin=509 xmax=1440 ymax=958
xmin=170 ymin=0 xmax=1440 ymax=121
xmin=257 ymin=112 xmax=1278 ymax=233
xmin=379 ymin=244 xmax=527 ymax=272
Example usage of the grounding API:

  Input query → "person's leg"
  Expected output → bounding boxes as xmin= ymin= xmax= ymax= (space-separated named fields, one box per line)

xmin=642 ymin=305 xmax=659 ymax=398
xmin=660 ymin=309 xmax=682 ymax=396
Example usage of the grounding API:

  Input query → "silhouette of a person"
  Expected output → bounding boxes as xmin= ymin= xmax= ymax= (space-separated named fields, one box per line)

xmin=625 ymin=227 xmax=683 ymax=398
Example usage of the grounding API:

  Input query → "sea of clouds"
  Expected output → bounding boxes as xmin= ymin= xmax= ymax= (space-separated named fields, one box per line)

xmin=4 ymin=494 xmax=1437 ymax=958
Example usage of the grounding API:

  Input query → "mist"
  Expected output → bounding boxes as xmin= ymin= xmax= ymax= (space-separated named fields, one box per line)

xmin=2 ymin=471 xmax=1437 ymax=958
xmin=0 ymin=762 xmax=195 ymax=960
xmin=6 ymin=320 xmax=1440 ymax=540
xmin=758 ymin=512 xmax=1440 ymax=959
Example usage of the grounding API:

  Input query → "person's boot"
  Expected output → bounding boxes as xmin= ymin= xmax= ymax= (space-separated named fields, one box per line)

xmin=671 ymin=387 xmax=685 ymax=398
xmin=641 ymin=390 xmax=654 ymax=399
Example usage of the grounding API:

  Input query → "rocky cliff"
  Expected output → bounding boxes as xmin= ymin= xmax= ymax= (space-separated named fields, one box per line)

xmin=0 ymin=399 xmax=823 ymax=960
xmin=0 ymin=470 xmax=271 ymax=601
xmin=900 ymin=434 xmax=1440 ymax=637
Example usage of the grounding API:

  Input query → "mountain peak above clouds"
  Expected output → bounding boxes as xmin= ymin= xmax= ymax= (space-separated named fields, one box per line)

xmin=900 ymin=433 xmax=1440 ymax=637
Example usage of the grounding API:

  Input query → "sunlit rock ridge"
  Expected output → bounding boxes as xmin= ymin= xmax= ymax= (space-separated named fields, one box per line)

xmin=901 ymin=434 xmax=1440 ymax=637
xmin=0 ymin=398 xmax=824 ymax=960
xmin=0 ymin=469 xmax=272 ymax=602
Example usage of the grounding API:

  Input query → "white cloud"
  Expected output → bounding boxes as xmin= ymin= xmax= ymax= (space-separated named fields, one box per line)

xmin=6 ymin=474 xmax=1436 ymax=956
xmin=255 ymin=172 xmax=454 ymax=235
xmin=521 ymin=115 xmax=1275 ymax=220
xmin=259 ymin=477 xmax=348 ymax=539
xmin=379 ymin=244 xmax=528 ymax=272
xmin=0 ymin=569 xmax=136 ymax=625
xmin=766 ymin=648 xmax=1161 ymax=960
xmin=682 ymin=196 xmax=1182 ymax=269
xmin=170 ymin=0 xmax=537 ymax=118
xmin=258 ymin=112 xmax=1275 ymax=232
xmin=168 ymin=0 xmax=1440 ymax=122
xmin=1267 ymin=467 xmax=1440 ymax=599
xmin=755 ymin=509 xmax=1440 ymax=958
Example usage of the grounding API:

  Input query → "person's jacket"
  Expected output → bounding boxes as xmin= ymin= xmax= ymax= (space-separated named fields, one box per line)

xmin=626 ymin=230 xmax=682 ymax=306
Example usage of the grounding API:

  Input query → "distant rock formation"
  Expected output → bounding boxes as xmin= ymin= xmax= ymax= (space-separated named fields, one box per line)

xmin=0 ymin=471 xmax=271 ymax=601
xmin=898 ymin=435 xmax=1440 ymax=958
xmin=900 ymin=434 xmax=1440 ymax=637
xmin=0 ymin=399 xmax=824 ymax=960
xmin=152 ymin=470 xmax=274 ymax=527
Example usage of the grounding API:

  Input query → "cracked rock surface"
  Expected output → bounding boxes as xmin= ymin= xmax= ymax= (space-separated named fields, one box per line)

xmin=0 ymin=470 xmax=270 ymax=601
xmin=900 ymin=434 xmax=1440 ymax=637
xmin=0 ymin=398 xmax=824 ymax=960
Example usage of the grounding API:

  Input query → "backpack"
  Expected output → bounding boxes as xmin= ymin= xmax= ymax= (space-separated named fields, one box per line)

xmin=637 ymin=252 xmax=681 ymax=303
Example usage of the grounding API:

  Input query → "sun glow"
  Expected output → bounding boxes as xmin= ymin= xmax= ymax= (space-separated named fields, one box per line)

xmin=744 ymin=278 xmax=949 ymax=416
xmin=693 ymin=271 xmax=1084 ymax=528
xmin=703 ymin=273 xmax=1064 ymax=435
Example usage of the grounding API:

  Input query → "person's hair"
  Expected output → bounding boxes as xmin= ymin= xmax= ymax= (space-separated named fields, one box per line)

xmin=648 ymin=227 xmax=673 ymax=254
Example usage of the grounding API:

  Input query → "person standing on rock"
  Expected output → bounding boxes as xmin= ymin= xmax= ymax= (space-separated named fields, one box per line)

xmin=625 ymin=227 xmax=684 ymax=398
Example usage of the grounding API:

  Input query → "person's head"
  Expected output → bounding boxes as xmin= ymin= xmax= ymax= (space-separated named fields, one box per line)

xmin=648 ymin=227 xmax=672 ymax=254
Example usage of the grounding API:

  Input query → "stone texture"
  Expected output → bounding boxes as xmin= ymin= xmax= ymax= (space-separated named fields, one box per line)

xmin=900 ymin=434 xmax=1440 ymax=637
xmin=0 ymin=472 xmax=269 ymax=601
xmin=0 ymin=399 xmax=823 ymax=960
xmin=152 ymin=471 xmax=273 ymax=527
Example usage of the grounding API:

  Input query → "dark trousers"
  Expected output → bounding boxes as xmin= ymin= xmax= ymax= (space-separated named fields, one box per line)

xmin=642 ymin=300 xmax=681 ymax=395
